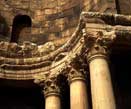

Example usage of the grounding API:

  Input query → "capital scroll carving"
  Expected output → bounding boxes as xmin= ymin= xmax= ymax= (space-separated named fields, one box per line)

xmin=43 ymin=77 xmax=61 ymax=97
xmin=68 ymin=66 xmax=87 ymax=84
xmin=84 ymin=30 xmax=116 ymax=63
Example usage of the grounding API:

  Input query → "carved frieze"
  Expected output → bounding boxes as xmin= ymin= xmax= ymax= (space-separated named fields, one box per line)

xmin=0 ymin=41 xmax=57 ymax=58
xmin=0 ymin=41 xmax=39 ymax=58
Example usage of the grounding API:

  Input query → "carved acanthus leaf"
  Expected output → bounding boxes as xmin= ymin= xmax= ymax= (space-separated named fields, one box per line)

xmin=43 ymin=77 xmax=60 ymax=97
xmin=68 ymin=65 xmax=87 ymax=83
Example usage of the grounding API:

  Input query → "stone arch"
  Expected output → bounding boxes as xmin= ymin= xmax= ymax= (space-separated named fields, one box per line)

xmin=10 ymin=15 xmax=32 ymax=43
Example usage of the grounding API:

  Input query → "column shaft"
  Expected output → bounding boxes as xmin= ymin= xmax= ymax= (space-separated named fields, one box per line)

xmin=45 ymin=95 xmax=61 ymax=109
xmin=70 ymin=80 xmax=89 ymax=109
xmin=89 ymin=57 xmax=115 ymax=109
xmin=43 ymin=78 xmax=61 ymax=109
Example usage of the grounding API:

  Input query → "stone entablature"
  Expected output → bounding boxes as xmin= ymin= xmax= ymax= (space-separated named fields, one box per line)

xmin=0 ymin=12 xmax=131 ymax=80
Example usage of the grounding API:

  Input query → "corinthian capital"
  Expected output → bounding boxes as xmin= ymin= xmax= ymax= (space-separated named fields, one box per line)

xmin=87 ymin=43 xmax=109 ymax=63
xmin=43 ymin=77 xmax=60 ymax=97
xmin=84 ymin=30 xmax=116 ymax=63
xmin=68 ymin=66 xmax=87 ymax=84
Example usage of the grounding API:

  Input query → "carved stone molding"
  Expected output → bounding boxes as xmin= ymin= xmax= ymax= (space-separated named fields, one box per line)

xmin=81 ymin=12 xmax=131 ymax=26
xmin=84 ymin=30 xmax=116 ymax=45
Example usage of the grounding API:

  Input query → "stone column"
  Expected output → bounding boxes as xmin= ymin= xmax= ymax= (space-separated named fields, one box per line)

xmin=43 ymin=78 xmax=61 ymax=109
xmin=87 ymin=44 xmax=116 ymax=109
xmin=68 ymin=67 xmax=89 ymax=109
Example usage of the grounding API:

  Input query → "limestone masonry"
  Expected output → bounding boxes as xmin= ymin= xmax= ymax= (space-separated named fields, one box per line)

xmin=0 ymin=0 xmax=131 ymax=109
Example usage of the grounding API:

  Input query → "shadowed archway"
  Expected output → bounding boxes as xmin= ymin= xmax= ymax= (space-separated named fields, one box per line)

xmin=10 ymin=15 xmax=32 ymax=43
xmin=0 ymin=86 xmax=44 ymax=109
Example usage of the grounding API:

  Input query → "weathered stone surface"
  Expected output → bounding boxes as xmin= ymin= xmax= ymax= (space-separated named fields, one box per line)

xmin=0 ymin=1 xmax=131 ymax=109
xmin=118 ymin=0 xmax=131 ymax=15
xmin=0 ymin=0 xmax=117 ymax=45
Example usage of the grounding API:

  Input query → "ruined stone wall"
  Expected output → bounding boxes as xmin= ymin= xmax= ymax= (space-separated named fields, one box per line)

xmin=83 ymin=0 xmax=116 ymax=13
xmin=117 ymin=0 xmax=131 ymax=15
xmin=0 ymin=0 xmax=116 ymax=45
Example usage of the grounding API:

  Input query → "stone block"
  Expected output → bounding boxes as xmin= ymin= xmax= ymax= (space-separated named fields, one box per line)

xmin=31 ymin=28 xmax=40 ymax=35
xmin=44 ymin=8 xmax=57 ymax=15
xmin=57 ymin=0 xmax=70 ymax=6
xmin=61 ymin=27 xmax=75 ymax=37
